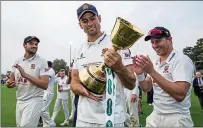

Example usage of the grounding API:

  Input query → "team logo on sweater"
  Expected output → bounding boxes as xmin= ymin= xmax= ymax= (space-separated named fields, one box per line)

xmin=31 ymin=64 xmax=35 ymax=69
xmin=163 ymin=65 xmax=169 ymax=73
xmin=123 ymin=49 xmax=131 ymax=59
xmin=125 ymin=52 xmax=131 ymax=57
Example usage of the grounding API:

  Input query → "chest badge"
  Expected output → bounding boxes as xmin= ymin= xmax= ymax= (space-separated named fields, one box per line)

xmin=31 ymin=64 xmax=35 ymax=69
xmin=163 ymin=65 xmax=169 ymax=73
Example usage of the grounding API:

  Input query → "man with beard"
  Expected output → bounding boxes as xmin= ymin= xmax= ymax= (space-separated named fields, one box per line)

xmin=132 ymin=27 xmax=194 ymax=127
xmin=70 ymin=3 xmax=136 ymax=127
xmin=6 ymin=36 xmax=49 ymax=127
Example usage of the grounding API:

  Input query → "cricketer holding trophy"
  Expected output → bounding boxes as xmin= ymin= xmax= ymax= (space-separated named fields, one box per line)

xmin=70 ymin=3 xmax=143 ymax=127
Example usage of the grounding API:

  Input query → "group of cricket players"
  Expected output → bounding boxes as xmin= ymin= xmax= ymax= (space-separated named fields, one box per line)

xmin=5 ymin=2 xmax=195 ymax=128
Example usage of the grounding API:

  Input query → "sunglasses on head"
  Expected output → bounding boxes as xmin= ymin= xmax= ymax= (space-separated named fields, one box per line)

xmin=148 ymin=28 xmax=170 ymax=37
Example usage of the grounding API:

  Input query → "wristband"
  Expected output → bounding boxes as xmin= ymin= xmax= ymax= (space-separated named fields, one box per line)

xmin=136 ymin=73 xmax=145 ymax=82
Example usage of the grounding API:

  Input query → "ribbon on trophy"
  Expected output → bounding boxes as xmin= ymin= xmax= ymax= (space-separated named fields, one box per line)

xmin=105 ymin=67 xmax=116 ymax=127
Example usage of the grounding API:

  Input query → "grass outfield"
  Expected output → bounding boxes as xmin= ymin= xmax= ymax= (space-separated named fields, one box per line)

xmin=1 ymin=84 xmax=203 ymax=127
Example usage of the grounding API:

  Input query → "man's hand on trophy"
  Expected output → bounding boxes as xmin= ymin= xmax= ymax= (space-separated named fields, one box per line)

xmin=103 ymin=48 xmax=124 ymax=72
xmin=71 ymin=83 xmax=103 ymax=102
xmin=102 ymin=48 xmax=108 ymax=54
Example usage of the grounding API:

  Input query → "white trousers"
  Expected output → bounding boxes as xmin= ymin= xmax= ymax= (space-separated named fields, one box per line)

xmin=146 ymin=111 xmax=194 ymax=127
xmin=124 ymin=89 xmax=139 ymax=127
xmin=69 ymin=90 xmax=75 ymax=118
xmin=51 ymin=98 xmax=69 ymax=121
xmin=41 ymin=92 xmax=54 ymax=125
xmin=16 ymin=98 xmax=43 ymax=127
xmin=76 ymin=119 xmax=124 ymax=127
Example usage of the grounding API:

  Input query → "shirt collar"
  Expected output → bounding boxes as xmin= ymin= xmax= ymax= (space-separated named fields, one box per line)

xmin=165 ymin=49 xmax=177 ymax=64
xmin=22 ymin=54 xmax=37 ymax=61
xmin=86 ymin=32 xmax=106 ymax=47
xmin=155 ymin=49 xmax=177 ymax=65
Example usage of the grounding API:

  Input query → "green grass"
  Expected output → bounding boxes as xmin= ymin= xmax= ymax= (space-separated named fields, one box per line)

xmin=1 ymin=84 xmax=203 ymax=127
xmin=1 ymin=85 xmax=73 ymax=127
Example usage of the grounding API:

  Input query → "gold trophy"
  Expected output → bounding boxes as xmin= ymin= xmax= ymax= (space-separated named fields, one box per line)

xmin=79 ymin=17 xmax=144 ymax=95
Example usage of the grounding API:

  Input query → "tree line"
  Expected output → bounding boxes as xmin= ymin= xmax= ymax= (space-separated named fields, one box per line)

xmin=52 ymin=59 xmax=74 ymax=75
xmin=183 ymin=38 xmax=203 ymax=71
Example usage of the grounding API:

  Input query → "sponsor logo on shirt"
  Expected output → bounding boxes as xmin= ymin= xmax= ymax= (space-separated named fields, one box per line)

xmin=77 ymin=53 xmax=86 ymax=60
xmin=81 ymin=62 xmax=103 ymax=68
xmin=17 ymin=77 xmax=28 ymax=85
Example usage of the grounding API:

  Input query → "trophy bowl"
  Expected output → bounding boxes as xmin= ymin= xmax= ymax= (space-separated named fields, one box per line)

xmin=79 ymin=17 xmax=144 ymax=95
xmin=111 ymin=17 xmax=144 ymax=50
xmin=79 ymin=65 xmax=106 ymax=95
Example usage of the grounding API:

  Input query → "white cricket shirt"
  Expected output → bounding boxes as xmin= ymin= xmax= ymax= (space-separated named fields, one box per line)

xmin=152 ymin=49 xmax=194 ymax=115
xmin=12 ymin=54 xmax=49 ymax=101
xmin=55 ymin=76 xmax=70 ymax=100
xmin=44 ymin=68 xmax=55 ymax=95
xmin=73 ymin=32 xmax=133 ymax=124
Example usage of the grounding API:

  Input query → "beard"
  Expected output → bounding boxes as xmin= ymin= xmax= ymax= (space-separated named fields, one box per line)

xmin=154 ymin=46 xmax=167 ymax=56
xmin=88 ymin=32 xmax=97 ymax=36
xmin=27 ymin=48 xmax=37 ymax=54
xmin=87 ymin=26 xmax=98 ymax=36
xmin=88 ymin=30 xmax=98 ymax=36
